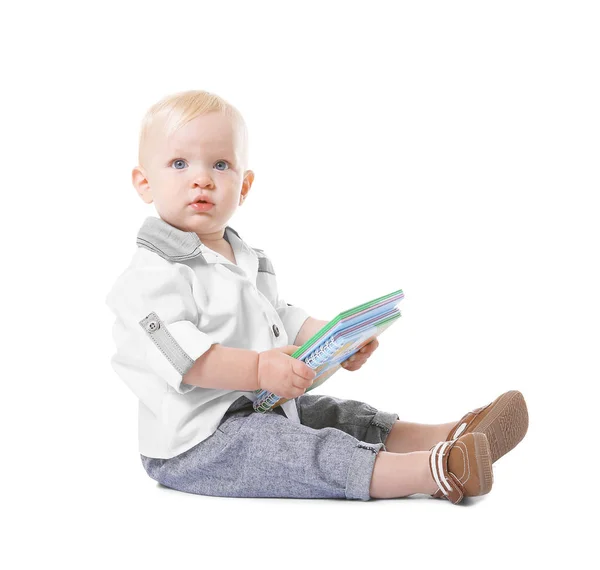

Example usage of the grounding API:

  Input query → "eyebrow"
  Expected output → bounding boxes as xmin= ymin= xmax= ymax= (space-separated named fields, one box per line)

xmin=168 ymin=148 xmax=237 ymax=163
xmin=170 ymin=145 xmax=233 ymax=155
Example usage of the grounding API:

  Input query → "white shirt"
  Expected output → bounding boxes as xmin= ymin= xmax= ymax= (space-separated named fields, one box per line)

xmin=106 ymin=216 xmax=310 ymax=459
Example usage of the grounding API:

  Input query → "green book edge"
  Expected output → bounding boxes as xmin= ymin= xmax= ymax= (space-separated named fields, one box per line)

xmin=291 ymin=288 xmax=404 ymax=359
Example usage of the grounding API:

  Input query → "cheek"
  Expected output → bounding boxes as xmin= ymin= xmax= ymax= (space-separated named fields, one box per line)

xmin=154 ymin=180 xmax=183 ymax=201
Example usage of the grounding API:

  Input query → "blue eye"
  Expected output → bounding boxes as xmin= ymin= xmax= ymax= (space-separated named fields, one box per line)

xmin=172 ymin=159 xmax=187 ymax=170
xmin=170 ymin=159 xmax=229 ymax=171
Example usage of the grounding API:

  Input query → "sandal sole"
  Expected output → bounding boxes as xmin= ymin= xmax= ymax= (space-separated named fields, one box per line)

xmin=473 ymin=432 xmax=494 ymax=496
xmin=475 ymin=390 xmax=529 ymax=463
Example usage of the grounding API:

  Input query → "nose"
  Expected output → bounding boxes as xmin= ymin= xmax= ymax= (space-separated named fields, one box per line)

xmin=194 ymin=169 xmax=215 ymax=189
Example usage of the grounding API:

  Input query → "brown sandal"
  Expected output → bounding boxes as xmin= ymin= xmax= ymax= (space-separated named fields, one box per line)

xmin=446 ymin=390 xmax=529 ymax=463
xmin=430 ymin=432 xmax=494 ymax=504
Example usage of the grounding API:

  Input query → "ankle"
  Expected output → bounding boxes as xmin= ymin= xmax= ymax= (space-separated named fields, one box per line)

xmin=370 ymin=451 xmax=439 ymax=499
xmin=385 ymin=420 xmax=459 ymax=453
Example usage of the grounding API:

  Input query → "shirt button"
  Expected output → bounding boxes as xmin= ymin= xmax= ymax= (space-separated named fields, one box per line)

xmin=146 ymin=320 xmax=160 ymax=333
xmin=272 ymin=324 xmax=280 ymax=337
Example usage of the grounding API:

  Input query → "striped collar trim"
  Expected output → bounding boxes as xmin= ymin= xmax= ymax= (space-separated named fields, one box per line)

xmin=136 ymin=216 xmax=242 ymax=263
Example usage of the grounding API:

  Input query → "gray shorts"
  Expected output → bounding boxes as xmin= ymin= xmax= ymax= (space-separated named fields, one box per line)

xmin=140 ymin=393 xmax=399 ymax=501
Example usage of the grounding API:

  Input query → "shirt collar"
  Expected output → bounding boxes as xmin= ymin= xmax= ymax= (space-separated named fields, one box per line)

xmin=136 ymin=216 xmax=259 ymax=283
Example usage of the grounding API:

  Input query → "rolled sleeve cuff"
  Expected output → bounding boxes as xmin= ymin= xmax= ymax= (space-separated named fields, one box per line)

xmin=277 ymin=305 xmax=310 ymax=346
xmin=140 ymin=314 xmax=214 ymax=394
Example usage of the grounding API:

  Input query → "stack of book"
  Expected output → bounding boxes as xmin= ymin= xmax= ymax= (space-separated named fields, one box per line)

xmin=253 ymin=288 xmax=404 ymax=412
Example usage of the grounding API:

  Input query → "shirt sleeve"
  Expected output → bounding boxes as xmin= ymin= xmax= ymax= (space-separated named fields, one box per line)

xmin=274 ymin=298 xmax=311 ymax=346
xmin=106 ymin=256 xmax=213 ymax=394
xmin=256 ymin=251 xmax=310 ymax=345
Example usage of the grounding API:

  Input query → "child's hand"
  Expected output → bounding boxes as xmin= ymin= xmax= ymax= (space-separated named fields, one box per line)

xmin=340 ymin=338 xmax=379 ymax=372
xmin=258 ymin=345 xmax=317 ymax=399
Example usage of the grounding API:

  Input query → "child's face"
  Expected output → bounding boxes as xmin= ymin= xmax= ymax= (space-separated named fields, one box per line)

xmin=133 ymin=112 xmax=253 ymax=239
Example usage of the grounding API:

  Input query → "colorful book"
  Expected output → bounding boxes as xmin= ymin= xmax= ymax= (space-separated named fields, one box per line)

xmin=253 ymin=288 xmax=404 ymax=413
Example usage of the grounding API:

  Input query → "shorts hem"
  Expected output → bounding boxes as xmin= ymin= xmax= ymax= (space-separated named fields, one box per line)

xmin=370 ymin=410 xmax=399 ymax=433
xmin=345 ymin=441 xmax=385 ymax=501
xmin=371 ymin=410 xmax=399 ymax=451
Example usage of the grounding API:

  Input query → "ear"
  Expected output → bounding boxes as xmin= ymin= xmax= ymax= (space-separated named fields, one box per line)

xmin=239 ymin=170 xmax=254 ymax=205
xmin=132 ymin=166 xmax=153 ymax=204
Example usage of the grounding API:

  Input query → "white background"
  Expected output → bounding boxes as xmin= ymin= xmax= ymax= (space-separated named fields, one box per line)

xmin=2 ymin=1 xmax=598 ymax=568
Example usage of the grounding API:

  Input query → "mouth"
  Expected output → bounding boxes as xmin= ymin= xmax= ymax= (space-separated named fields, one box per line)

xmin=189 ymin=201 xmax=214 ymax=212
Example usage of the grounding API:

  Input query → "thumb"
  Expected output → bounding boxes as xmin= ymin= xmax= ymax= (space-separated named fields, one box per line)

xmin=277 ymin=346 xmax=315 ymax=379
xmin=277 ymin=345 xmax=300 ymax=356
xmin=292 ymin=359 xmax=317 ymax=380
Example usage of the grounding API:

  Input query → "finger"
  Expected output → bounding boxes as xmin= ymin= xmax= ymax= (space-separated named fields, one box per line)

xmin=342 ymin=357 xmax=362 ymax=368
xmin=359 ymin=340 xmax=378 ymax=355
xmin=292 ymin=376 xmax=314 ymax=390
xmin=348 ymin=353 xmax=368 ymax=365
xmin=293 ymin=361 xmax=317 ymax=380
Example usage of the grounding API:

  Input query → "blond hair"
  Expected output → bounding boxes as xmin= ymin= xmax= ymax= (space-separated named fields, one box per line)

xmin=137 ymin=89 xmax=249 ymax=170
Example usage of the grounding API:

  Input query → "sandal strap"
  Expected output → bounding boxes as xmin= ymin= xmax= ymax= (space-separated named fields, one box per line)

xmin=430 ymin=440 xmax=464 ymax=504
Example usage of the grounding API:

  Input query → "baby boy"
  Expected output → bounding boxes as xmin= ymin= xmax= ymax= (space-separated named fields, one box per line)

xmin=106 ymin=89 xmax=528 ymax=502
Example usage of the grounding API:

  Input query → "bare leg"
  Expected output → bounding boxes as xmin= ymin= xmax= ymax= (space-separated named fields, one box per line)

xmin=369 ymin=450 xmax=438 ymax=499
xmin=384 ymin=420 xmax=458 ymax=453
